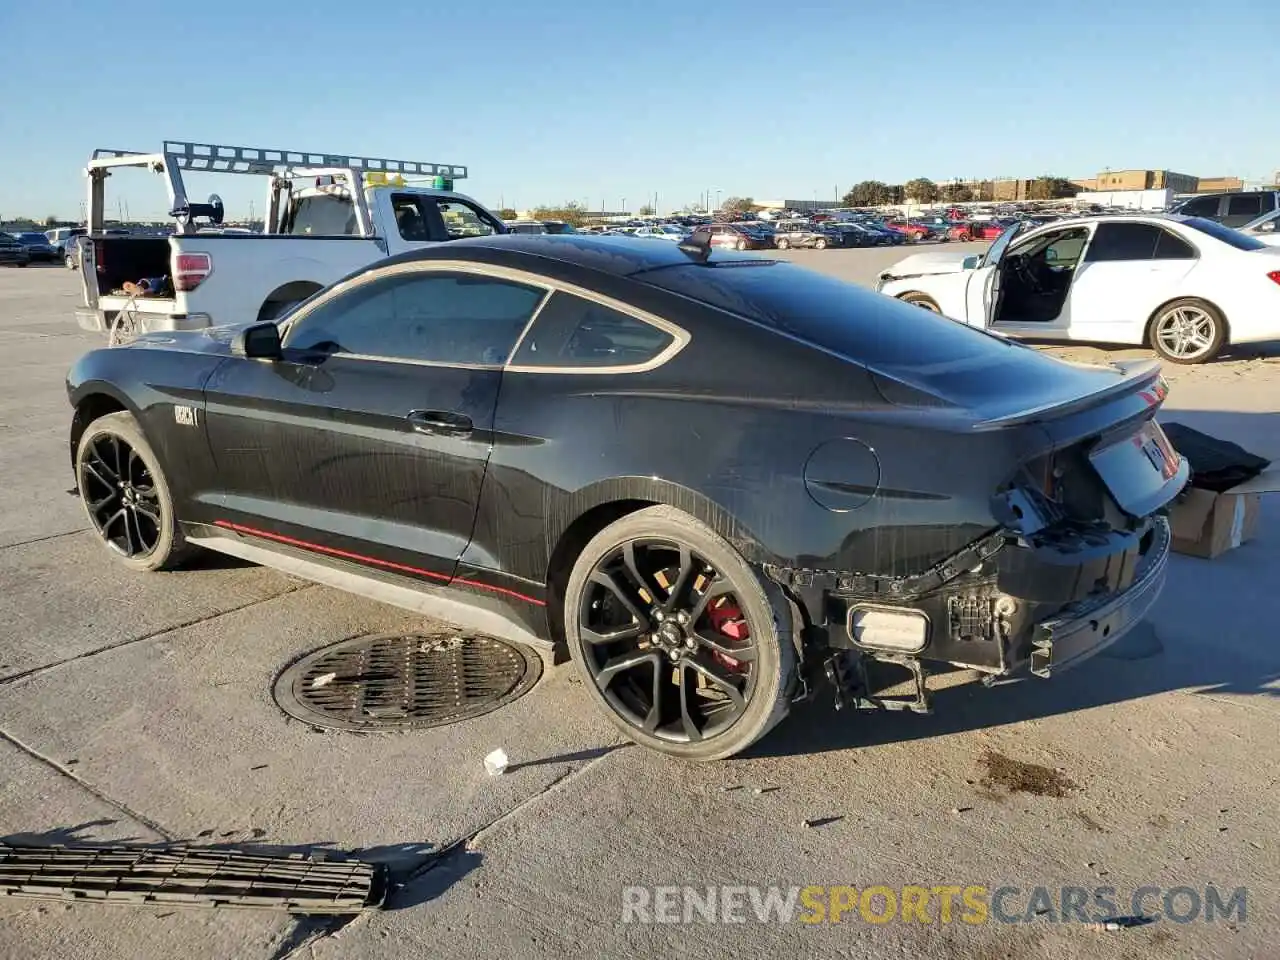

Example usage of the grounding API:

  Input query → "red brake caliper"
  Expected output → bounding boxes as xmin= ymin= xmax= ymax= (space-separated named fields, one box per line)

xmin=706 ymin=597 xmax=750 ymax=671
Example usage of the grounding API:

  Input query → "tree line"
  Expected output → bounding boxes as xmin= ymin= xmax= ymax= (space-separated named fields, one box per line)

xmin=841 ymin=176 xmax=1077 ymax=206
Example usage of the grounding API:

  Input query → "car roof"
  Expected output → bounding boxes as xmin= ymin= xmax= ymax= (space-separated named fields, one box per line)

xmin=377 ymin=233 xmax=764 ymax=278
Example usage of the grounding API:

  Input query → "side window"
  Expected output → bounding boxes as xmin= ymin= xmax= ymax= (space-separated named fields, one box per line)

xmin=289 ymin=195 xmax=357 ymax=236
xmin=1084 ymin=222 xmax=1161 ymax=262
xmin=1227 ymin=195 xmax=1263 ymax=218
xmin=509 ymin=291 xmax=676 ymax=370
xmin=285 ymin=272 xmax=545 ymax=365
xmin=392 ymin=195 xmax=431 ymax=241
xmin=425 ymin=199 xmax=502 ymax=239
xmin=1153 ymin=229 xmax=1197 ymax=260
xmin=1178 ymin=196 xmax=1219 ymax=218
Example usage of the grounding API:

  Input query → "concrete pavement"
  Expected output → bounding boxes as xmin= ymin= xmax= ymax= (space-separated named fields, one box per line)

xmin=1 ymin=260 xmax=1276 ymax=960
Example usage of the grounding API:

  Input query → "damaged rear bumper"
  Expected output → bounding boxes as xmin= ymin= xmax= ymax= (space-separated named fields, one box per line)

xmin=1026 ymin=516 xmax=1170 ymax=678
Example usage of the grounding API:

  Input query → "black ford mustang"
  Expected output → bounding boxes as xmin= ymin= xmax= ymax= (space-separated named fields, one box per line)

xmin=67 ymin=235 xmax=1187 ymax=760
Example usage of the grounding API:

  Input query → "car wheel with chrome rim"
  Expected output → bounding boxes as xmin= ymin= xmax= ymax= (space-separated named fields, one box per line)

xmin=1148 ymin=298 xmax=1225 ymax=365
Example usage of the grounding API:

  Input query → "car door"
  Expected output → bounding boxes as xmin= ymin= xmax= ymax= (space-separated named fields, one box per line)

xmin=201 ymin=265 xmax=547 ymax=582
xmin=1063 ymin=221 xmax=1198 ymax=341
xmin=962 ymin=221 xmax=1022 ymax=329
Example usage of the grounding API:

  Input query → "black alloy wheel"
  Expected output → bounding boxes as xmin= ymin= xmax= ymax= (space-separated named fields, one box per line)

xmin=80 ymin=431 xmax=162 ymax=558
xmin=76 ymin=411 xmax=191 ymax=571
xmin=566 ymin=506 xmax=793 ymax=760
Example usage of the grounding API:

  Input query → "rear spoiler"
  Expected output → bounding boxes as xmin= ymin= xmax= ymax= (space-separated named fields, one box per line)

xmin=971 ymin=359 xmax=1165 ymax=430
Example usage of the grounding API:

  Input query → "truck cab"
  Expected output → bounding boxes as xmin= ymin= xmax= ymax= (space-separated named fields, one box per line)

xmin=75 ymin=140 xmax=506 ymax=341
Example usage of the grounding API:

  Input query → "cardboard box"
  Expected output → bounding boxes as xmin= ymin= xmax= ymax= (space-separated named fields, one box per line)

xmin=1168 ymin=467 xmax=1280 ymax=559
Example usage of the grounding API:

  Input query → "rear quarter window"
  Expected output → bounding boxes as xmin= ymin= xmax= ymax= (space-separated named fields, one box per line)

xmin=509 ymin=291 xmax=675 ymax=370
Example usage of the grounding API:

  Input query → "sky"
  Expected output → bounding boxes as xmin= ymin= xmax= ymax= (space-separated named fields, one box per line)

xmin=0 ymin=0 xmax=1275 ymax=222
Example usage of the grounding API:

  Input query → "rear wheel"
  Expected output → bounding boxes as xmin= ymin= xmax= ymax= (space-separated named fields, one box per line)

xmin=75 ymin=411 xmax=192 ymax=571
xmin=1148 ymin=298 xmax=1225 ymax=364
xmin=776 ymin=238 xmax=790 ymax=249
xmin=900 ymin=292 xmax=943 ymax=313
xmin=565 ymin=506 xmax=793 ymax=761
xmin=814 ymin=238 xmax=828 ymax=250
xmin=734 ymin=238 xmax=746 ymax=251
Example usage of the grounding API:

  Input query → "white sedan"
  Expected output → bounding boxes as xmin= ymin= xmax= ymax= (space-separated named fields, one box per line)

xmin=631 ymin=225 xmax=690 ymax=242
xmin=876 ymin=214 xmax=1280 ymax=363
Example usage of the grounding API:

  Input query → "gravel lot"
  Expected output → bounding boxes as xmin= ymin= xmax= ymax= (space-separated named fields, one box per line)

xmin=2 ymin=256 xmax=1278 ymax=960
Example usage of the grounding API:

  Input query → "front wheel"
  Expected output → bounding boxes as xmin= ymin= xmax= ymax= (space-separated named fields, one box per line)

xmin=734 ymin=238 xmax=746 ymax=251
xmin=1148 ymin=298 xmax=1226 ymax=364
xmin=776 ymin=238 xmax=790 ymax=249
xmin=565 ymin=505 xmax=794 ymax=761
xmin=900 ymin=292 xmax=943 ymax=313
xmin=813 ymin=238 xmax=827 ymax=250
xmin=75 ymin=411 xmax=193 ymax=571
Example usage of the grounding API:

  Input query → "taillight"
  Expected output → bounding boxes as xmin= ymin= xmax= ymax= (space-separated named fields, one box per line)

xmin=174 ymin=252 xmax=212 ymax=291
xmin=1268 ymin=270 xmax=1280 ymax=287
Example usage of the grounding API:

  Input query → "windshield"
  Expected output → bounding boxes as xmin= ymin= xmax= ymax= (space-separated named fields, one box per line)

xmin=1183 ymin=217 xmax=1267 ymax=251
xmin=17 ymin=233 xmax=46 ymax=243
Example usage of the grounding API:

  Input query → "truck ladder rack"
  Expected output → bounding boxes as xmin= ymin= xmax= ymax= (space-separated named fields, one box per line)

xmin=91 ymin=141 xmax=467 ymax=180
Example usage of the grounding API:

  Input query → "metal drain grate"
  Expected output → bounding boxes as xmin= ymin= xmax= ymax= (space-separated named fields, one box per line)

xmin=0 ymin=845 xmax=384 ymax=913
xmin=273 ymin=632 xmax=542 ymax=731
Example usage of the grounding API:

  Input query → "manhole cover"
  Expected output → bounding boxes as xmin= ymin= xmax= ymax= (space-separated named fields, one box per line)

xmin=272 ymin=632 xmax=542 ymax=732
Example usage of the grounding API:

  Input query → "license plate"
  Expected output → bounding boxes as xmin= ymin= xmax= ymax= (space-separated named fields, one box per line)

xmin=1089 ymin=420 xmax=1184 ymax=517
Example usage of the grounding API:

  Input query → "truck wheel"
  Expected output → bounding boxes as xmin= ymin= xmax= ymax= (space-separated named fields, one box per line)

xmin=564 ymin=505 xmax=795 ymax=761
xmin=75 ymin=411 xmax=193 ymax=572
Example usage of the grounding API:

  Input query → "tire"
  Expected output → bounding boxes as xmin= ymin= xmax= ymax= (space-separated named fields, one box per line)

xmin=75 ymin=411 xmax=193 ymax=572
xmin=1147 ymin=298 xmax=1226 ymax=364
xmin=734 ymin=238 xmax=746 ymax=251
xmin=776 ymin=238 xmax=790 ymax=249
xmin=18 ymin=262 xmax=28 ymax=268
xmin=900 ymin=292 xmax=943 ymax=313
xmin=65 ymin=254 xmax=77 ymax=269
xmin=814 ymin=238 xmax=827 ymax=250
xmin=564 ymin=505 xmax=794 ymax=761
xmin=257 ymin=298 xmax=304 ymax=323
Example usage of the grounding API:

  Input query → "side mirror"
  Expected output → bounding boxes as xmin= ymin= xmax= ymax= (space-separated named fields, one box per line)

xmin=232 ymin=321 xmax=282 ymax=360
xmin=1044 ymin=248 xmax=1058 ymax=262
xmin=961 ymin=254 xmax=981 ymax=270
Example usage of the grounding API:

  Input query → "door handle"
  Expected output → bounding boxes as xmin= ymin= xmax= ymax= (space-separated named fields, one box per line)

xmin=407 ymin=409 xmax=473 ymax=437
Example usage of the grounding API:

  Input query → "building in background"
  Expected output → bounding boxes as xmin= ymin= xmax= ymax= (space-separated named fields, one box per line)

xmin=1094 ymin=169 xmax=1198 ymax=194
xmin=1194 ymin=176 xmax=1244 ymax=193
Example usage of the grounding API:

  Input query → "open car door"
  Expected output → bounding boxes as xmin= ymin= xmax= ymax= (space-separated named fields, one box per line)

xmin=963 ymin=222 xmax=1022 ymax=329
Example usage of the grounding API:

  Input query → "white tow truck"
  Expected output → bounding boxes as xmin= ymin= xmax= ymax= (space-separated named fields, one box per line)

xmin=75 ymin=140 xmax=506 ymax=341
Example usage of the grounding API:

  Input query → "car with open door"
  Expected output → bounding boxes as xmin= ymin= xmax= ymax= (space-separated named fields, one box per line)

xmin=877 ymin=214 xmax=1280 ymax=363
xmin=69 ymin=233 xmax=1188 ymax=761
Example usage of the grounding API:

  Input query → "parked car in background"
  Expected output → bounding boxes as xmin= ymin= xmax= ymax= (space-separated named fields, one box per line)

xmin=539 ymin=221 xmax=578 ymax=235
xmin=1171 ymin=191 xmax=1280 ymax=228
xmin=11 ymin=232 xmax=59 ymax=262
xmin=0 ymin=233 xmax=31 ymax=267
xmin=1241 ymin=209 xmax=1280 ymax=246
xmin=632 ymin=225 xmax=689 ymax=242
xmin=883 ymin=220 xmax=935 ymax=242
xmin=704 ymin=222 xmax=775 ymax=250
xmin=46 ymin=226 xmax=87 ymax=254
xmin=772 ymin=221 xmax=828 ymax=249
xmin=505 ymin=220 xmax=548 ymax=235
xmin=972 ymin=219 xmax=1016 ymax=241
xmin=944 ymin=223 xmax=975 ymax=242
xmin=854 ymin=222 xmax=906 ymax=245
xmin=876 ymin=214 xmax=1280 ymax=364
